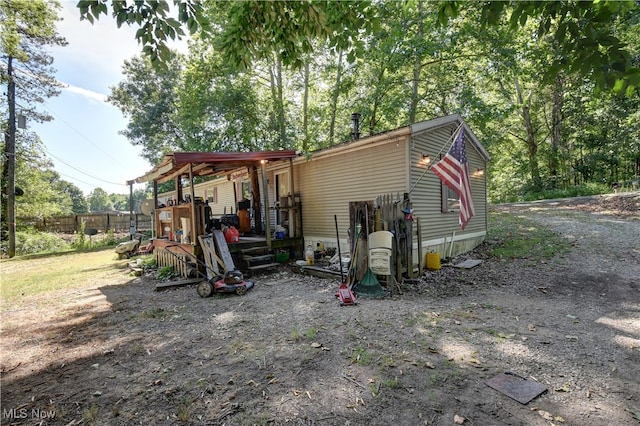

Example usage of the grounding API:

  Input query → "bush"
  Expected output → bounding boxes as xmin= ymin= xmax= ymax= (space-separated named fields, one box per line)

xmin=15 ymin=229 xmax=70 ymax=255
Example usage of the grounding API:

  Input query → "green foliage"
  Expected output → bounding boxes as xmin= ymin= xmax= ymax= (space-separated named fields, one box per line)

xmin=87 ymin=188 xmax=114 ymax=213
xmin=77 ymin=0 xmax=210 ymax=68
xmin=62 ymin=181 xmax=90 ymax=214
xmin=0 ymin=0 xmax=66 ymax=60
xmin=9 ymin=134 xmax=75 ymax=219
xmin=73 ymin=220 xmax=87 ymax=249
xmin=81 ymin=0 xmax=639 ymax=204
xmin=102 ymin=229 xmax=116 ymax=246
xmin=138 ymin=255 xmax=157 ymax=268
xmin=218 ymin=1 xmax=379 ymax=70
xmin=491 ymin=183 xmax=612 ymax=204
xmin=14 ymin=228 xmax=69 ymax=256
xmin=486 ymin=212 xmax=571 ymax=261
xmin=438 ymin=1 xmax=640 ymax=94
xmin=156 ymin=265 xmax=175 ymax=280
xmin=107 ymin=55 xmax=185 ymax=164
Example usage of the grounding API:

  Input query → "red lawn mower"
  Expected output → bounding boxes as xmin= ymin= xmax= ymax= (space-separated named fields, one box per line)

xmin=197 ymin=270 xmax=255 ymax=298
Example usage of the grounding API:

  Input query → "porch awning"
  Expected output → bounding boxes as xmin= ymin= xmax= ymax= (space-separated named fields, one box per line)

xmin=134 ymin=150 xmax=298 ymax=184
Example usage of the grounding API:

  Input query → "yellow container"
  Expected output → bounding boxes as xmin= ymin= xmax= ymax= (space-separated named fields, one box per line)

xmin=426 ymin=252 xmax=441 ymax=270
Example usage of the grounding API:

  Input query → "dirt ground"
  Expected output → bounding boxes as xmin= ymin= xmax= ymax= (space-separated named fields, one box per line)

xmin=1 ymin=193 xmax=639 ymax=426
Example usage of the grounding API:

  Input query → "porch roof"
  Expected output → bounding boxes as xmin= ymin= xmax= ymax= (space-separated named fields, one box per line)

xmin=134 ymin=150 xmax=298 ymax=184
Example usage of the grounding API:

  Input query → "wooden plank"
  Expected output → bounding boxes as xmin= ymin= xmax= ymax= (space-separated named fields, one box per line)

xmin=155 ymin=278 xmax=201 ymax=291
xmin=247 ymin=262 xmax=280 ymax=271
xmin=245 ymin=254 xmax=275 ymax=263
xmin=198 ymin=235 xmax=220 ymax=279
xmin=290 ymin=264 xmax=342 ymax=280
xmin=212 ymin=230 xmax=236 ymax=271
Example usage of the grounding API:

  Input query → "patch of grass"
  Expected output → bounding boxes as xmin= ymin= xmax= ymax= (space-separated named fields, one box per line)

xmin=290 ymin=326 xmax=301 ymax=341
xmin=291 ymin=326 xmax=319 ymax=341
xmin=381 ymin=376 xmax=402 ymax=389
xmin=429 ymin=373 xmax=439 ymax=385
xmin=176 ymin=402 xmax=191 ymax=422
xmin=138 ymin=255 xmax=157 ymax=268
xmin=380 ymin=354 xmax=395 ymax=367
xmin=404 ymin=314 xmax=419 ymax=327
xmin=486 ymin=212 xmax=571 ymax=260
xmin=350 ymin=345 xmax=372 ymax=365
xmin=0 ymin=248 xmax=130 ymax=304
xmin=304 ymin=326 xmax=319 ymax=340
xmin=141 ymin=307 xmax=168 ymax=319
xmin=83 ymin=404 xmax=99 ymax=425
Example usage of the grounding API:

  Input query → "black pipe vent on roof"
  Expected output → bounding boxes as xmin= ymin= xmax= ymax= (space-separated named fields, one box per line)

xmin=351 ymin=112 xmax=361 ymax=140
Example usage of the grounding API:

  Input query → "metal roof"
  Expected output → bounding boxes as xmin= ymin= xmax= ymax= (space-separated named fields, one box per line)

xmin=134 ymin=150 xmax=298 ymax=184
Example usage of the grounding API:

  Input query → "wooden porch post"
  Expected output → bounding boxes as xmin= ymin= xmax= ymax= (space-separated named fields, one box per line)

xmin=261 ymin=160 xmax=272 ymax=250
xmin=288 ymin=158 xmax=295 ymax=237
xmin=251 ymin=165 xmax=262 ymax=234
xmin=189 ymin=164 xmax=196 ymax=245
xmin=153 ymin=180 xmax=159 ymax=238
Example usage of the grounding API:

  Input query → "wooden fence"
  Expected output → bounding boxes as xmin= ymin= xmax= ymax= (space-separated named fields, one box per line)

xmin=19 ymin=213 xmax=152 ymax=234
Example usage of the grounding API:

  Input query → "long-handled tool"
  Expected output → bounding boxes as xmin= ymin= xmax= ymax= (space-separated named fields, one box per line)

xmin=334 ymin=215 xmax=356 ymax=306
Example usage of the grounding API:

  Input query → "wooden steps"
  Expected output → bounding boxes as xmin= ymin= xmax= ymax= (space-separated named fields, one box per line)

xmin=242 ymin=246 xmax=279 ymax=273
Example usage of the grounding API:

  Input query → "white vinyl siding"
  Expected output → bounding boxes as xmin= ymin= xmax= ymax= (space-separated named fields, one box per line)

xmin=293 ymin=137 xmax=409 ymax=247
xmin=409 ymin=122 xmax=488 ymax=258
xmin=194 ymin=178 xmax=236 ymax=216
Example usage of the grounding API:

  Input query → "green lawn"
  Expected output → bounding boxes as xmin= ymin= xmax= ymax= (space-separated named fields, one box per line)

xmin=0 ymin=248 xmax=131 ymax=304
xmin=486 ymin=212 xmax=571 ymax=260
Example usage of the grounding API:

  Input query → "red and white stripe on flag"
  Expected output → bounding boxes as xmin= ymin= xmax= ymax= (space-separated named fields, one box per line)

xmin=431 ymin=128 xmax=475 ymax=230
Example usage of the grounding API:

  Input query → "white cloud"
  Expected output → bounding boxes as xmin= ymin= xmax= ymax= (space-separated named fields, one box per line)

xmin=60 ymin=81 xmax=108 ymax=102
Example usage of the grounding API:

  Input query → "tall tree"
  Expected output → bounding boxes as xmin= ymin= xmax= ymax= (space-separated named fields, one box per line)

xmin=87 ymin=188 xmax=114 ymax=212
xmin=80 ymin=1 xmax=637 ymax=93
xmin=1 ymin=0 xmax=66 ymax=256
xmin=59 ymin=181 xmax=89 ymax=214
xmin=108 ymin=54 xmax=184 ymax=164
xmin=12 ymin=133 xmax=74 ymax=219
xmin=438 ymin=1 xmax=640 ymax=94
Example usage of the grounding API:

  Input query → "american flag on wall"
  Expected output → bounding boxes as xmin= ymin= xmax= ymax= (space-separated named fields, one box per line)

xmin=431 ymin=127 xmax=475 ymax=230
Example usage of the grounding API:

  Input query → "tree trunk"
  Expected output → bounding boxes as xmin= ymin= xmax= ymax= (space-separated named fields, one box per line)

xmin=369 ymin=65 xmax=385 ymax=135
xmin=515 ymin=76 xmax=541 ymax=189
xmin=302 ymin=60 xmax=310 ymax=151
xmin=549 ymin=73 xmax=564 ymax=188
xmin=2 ymin=56 xmax=16 ymax=257
xmin=268 ymin=57 xmax=287 ymax=149
xmin=328 ymin=50 xmax=344 ymax=147
xmin=408 ymin=0 xmax=424 ymax=124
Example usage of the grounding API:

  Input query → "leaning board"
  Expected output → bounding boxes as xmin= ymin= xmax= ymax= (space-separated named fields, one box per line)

xmin=198 ymin=235 xmax=221 ymax=279
xmin=212 ymin=230 xmax=236 ymax=272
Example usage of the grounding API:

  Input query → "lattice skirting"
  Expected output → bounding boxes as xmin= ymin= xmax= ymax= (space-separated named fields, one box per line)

xmin=155 ymin=248 xmax=197 ymax=278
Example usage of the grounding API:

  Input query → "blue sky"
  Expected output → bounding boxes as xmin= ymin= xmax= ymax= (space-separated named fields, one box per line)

xmin=29 ymin=1 xmax=185 ymax=196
